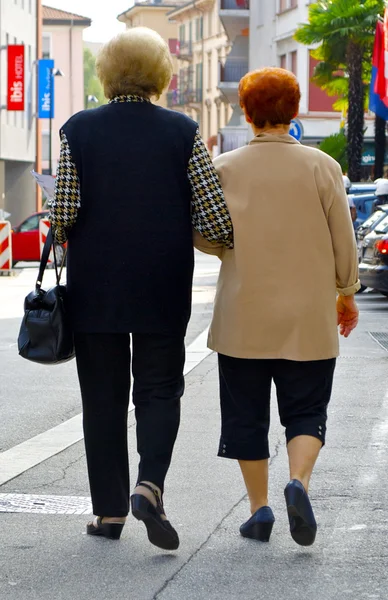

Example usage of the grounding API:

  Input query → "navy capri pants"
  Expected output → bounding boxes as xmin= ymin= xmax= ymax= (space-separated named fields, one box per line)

xmin=217 ymin=354 xmax=336 ymax=461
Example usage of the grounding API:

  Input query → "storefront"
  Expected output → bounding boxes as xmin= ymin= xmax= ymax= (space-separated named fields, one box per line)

xmin=361 ymin=143 xmax=388 ymax=180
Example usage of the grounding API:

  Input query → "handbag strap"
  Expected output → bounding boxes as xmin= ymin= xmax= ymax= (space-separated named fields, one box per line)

xmin=35 ymin=228 xmax=66 ymax=292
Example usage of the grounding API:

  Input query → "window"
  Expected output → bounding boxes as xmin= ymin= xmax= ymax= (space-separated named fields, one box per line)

xmin=291 ymin=51 xmax=297 ymax=76
xmin=179 ymin=24 xmax=185 ymax=42
xmin=217 ymin=104 xmax=221 ymax=131
xmin=42 ymin=33 xmax=51 ymax=59
xmin=196 ymin=17 xmax=203 ymax=41
xmin=207 ymin=107 xmax=212 ymax=140
xmin=20 ymin=215 xmax=39 ymax=232
xmin=280 ymin=55 xmax=287 ymax=69
xmin=279 ymin=0 xmax=297 ymax=12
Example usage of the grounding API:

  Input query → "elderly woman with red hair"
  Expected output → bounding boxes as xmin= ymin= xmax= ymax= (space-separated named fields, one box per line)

xmin=195 ymin=68 xmax=360 ymax=547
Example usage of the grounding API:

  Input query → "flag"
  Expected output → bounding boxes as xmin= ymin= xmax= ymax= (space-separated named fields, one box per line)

xmin=370 ymin=17 xmax=388 ymax=119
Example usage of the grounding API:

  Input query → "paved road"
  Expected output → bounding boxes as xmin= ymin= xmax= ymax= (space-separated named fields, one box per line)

xmin=1 ymin=268 xmax=388 ymax=600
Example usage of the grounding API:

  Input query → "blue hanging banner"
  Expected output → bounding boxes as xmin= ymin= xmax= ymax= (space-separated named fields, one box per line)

xmin=38 ymin=59 xmax=54 ymax=119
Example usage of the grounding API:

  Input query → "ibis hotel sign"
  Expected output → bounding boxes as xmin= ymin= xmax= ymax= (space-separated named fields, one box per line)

xmin=7 ymin=45 xmax=25 ymax=111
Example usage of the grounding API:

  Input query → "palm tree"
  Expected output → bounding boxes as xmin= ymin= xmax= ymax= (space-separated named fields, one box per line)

xmin=295 ymin=0 xmax=383 ymax=182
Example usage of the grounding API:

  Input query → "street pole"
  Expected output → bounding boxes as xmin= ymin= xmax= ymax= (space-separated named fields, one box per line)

xmin=35 ymin=0 xmax=42 ymax=210
xmin=49 ymin=68 xmax=53 ymax=175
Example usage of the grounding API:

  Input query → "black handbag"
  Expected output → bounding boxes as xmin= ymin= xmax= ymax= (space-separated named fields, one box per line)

xmin=18 ymin=229 xmax=75 ymax=364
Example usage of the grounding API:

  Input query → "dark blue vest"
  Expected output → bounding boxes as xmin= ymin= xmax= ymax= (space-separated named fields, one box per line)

xmin=62 ymin=101 xmax=197 ymax=334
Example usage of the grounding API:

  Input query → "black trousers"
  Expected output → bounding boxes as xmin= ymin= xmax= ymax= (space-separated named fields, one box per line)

xmin=218 ymin=354 xmax=336 ymax=461
xmin=74 ymin=332 xmax=185 ymax=517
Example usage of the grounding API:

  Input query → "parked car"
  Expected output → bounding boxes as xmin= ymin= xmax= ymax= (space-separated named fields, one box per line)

xmin=349 ymin=193 xmax=378 ymax=228
xmin=11 ymin=211 xmax=49 ymax=266
xmin=356 ymin=205 xmax=388 ymax=259
xmin=11 ymin=211 xmax=65 ymax=267
xmin=350 ymin=183 xmax=376 ymax=195
xmin=359 ymin=214 xmax=388 ymax=296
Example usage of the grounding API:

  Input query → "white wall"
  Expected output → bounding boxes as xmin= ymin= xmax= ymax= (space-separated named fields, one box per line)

xmin=42 ymin=24 xmax=87 ymax=174
xmin=0 ymin=0 xmax=36 ymax=163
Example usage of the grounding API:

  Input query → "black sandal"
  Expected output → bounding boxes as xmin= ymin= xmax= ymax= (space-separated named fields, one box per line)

xmin=86 ymin=516 xmax=125 ymax=540
xmin=131 ymin=482 xmax=179 ymax=551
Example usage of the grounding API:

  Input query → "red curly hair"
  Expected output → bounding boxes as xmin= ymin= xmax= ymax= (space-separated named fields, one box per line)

xmin=239 ymin=68 xmax=301 ymax=128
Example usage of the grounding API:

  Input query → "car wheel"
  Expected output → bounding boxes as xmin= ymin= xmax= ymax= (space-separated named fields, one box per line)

xmin=356 ymin=285 xmax=367 ymax=294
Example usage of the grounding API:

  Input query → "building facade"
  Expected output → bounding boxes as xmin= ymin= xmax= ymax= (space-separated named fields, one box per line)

xmin=0 ymin=0 xmax=37 ymax=225
xmin=118 ymin=1 xmax=186 ymax=110
xmin=167 ymin=0 xmax=232 ymax=153
xmin=42 ymin=6 xmax=91 ymax=176
xmin=220 ymin=0 xmax=375 ymax=155
xmin=218 ymin=0 xmax=249 ymax=152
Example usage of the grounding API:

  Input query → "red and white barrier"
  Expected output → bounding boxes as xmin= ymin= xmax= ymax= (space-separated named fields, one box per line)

xmin=39 ymin=218 xmax=54 ymax=264
xmin=0 ymin=220 xmax=12 ymax=273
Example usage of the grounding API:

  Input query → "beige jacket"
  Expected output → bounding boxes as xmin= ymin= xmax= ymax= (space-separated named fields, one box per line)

xmin=195 ymin=133 xmax=360 ymax=361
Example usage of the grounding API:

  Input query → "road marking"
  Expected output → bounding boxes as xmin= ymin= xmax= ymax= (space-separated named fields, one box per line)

xmin=0 ymin=327 xmax=212 ymax=487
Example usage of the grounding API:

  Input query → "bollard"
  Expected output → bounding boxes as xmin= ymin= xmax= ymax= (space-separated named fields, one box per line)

xmin=0 ymin=220 xmax=13 ymax=276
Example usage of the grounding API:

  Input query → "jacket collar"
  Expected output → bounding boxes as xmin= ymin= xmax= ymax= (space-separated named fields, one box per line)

xmin=109 ymin=95 xmax=151 ymax=104
xmin=249 ymin=133 xmax=300 ymax=146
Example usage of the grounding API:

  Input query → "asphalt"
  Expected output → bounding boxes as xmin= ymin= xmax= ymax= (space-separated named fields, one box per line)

xmin=1 ymin=263 xmax=388 ymax=600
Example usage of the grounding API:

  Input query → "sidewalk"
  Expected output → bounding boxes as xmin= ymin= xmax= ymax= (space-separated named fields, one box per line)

xmin=1 ymin=315 xmax=388 ymax=599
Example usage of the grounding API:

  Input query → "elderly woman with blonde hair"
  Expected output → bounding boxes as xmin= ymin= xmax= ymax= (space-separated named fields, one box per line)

xmin=49 ymin=27 xmax=232 ymax=550
xmin=195 ymin=67 xmax=360 ymax=547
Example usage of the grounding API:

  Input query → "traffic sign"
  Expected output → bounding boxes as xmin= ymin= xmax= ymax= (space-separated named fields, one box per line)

xmin=289 ymin=119 xmax=303 ymax=141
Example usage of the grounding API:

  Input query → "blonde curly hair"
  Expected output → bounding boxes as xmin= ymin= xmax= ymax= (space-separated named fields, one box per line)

xmin=96 ymin=27 xmax=173 ymax=100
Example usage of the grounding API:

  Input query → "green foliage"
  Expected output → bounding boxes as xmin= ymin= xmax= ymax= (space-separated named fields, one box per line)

xmin=319 ymin=132 xmax=348 ymax=172
xmin=294 ymin=0 xmax=385 ymax=180
xmin=295 ymin=0 xmax=383 ymax=99
xmin=84 ymin=48 xmax=106 ymax=108
xmin=295 ymin=0 xmax=382 ymax=50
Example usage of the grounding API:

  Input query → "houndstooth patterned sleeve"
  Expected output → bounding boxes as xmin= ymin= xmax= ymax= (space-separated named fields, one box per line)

xmin=188 ymin=129 xmax=233 ymax=249
xmin=49 ymin=131 xmax=81 ymax=245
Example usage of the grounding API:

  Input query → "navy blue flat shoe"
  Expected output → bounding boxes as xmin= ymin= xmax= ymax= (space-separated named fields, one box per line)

xmin=240 ymin=506 xmax=275 ymax=542
xmin=284 ymin=480 xmax=317 ymax=547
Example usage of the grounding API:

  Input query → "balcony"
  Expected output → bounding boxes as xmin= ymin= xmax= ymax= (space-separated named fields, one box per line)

xmin=221 ymin=0 xmax=249 ymax=8
xmin=220 ymin=126 xmax=249 ymax=153
xmin=167 ymin=88 xmax=203 ymax=108
xmin=219 ymin=0 xmax=249 ymax=41
xmin=219 ymin=59 xmax=248 ymax=104
xmin=177 ymin=40 xmax=193 ymax=61
xmin=220 ymin=60 xmax=248 ymax=82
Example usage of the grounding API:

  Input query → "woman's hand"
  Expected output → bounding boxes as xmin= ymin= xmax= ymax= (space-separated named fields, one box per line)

xmin=336 ymin=295 xmax=359 ymax=338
